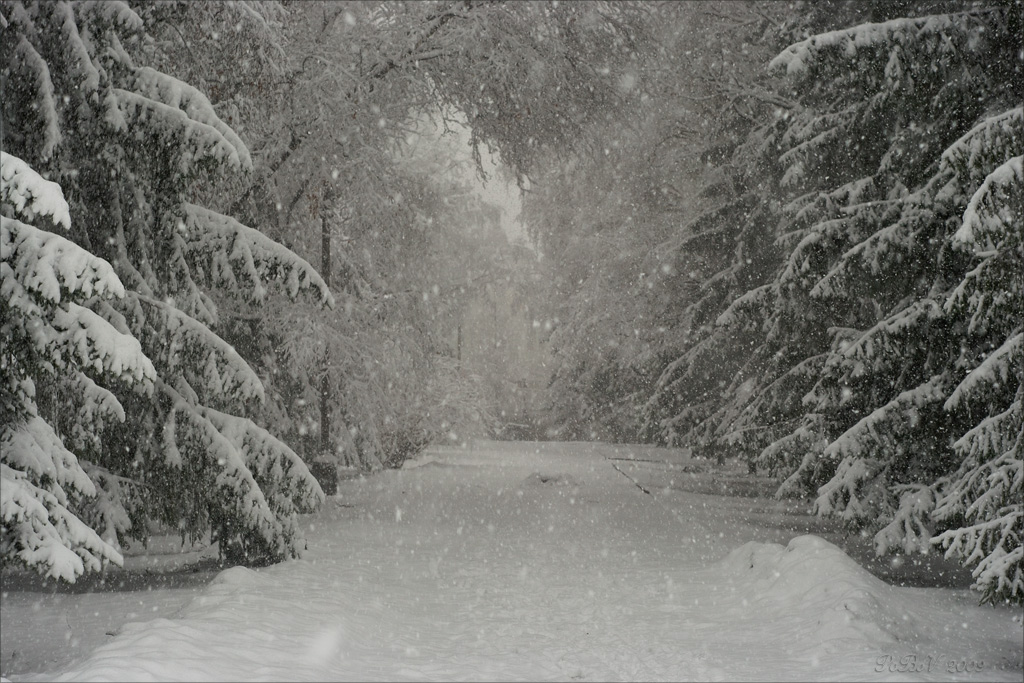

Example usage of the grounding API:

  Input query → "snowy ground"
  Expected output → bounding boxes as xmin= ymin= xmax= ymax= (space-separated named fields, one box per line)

xmin=2 ymin=441 xmax=1021 ymax=681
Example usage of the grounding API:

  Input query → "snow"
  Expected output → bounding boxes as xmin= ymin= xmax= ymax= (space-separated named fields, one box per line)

xmin=3 ymin=441 xmax=1020 ymax=681
xmin=53 ymin=2 xmax=100 ymax=95
xmin=939 ymin=107 xmax=1023 ymax=182
xmin=769 ymin=15 xmax=958 ymax=76
xmin=2 ymin=217 xmax=126 ymax=304
xmin=0 ymin=457 xmax=124 ymax=583
xmin=121 ymin=67 xmax=252 ymax=171
xmin=179 ymin=204 xmax=334 ymax=308
xmin=955 ymin=156 xmax=1023 ymax=249
xmin=135 ymin=295 xmax=263 ymax=402
xmin=8 ymin=39 xmax=61 ymax=160
xmin=0 ymin=154 xmax=69 ymax=230
xmin=2 ymin=416 xmax=95 ymax=499
xmin=944 ymin=333 xmax=1022 ymax=412
xmin=76 ymin=1 xmax=144 ymax=31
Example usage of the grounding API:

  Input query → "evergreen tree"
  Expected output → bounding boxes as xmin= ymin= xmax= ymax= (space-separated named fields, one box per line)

xmin=766 ymin=3 xmax=1021 ymax=605
xmin=2 ymin=152 xmax=155 ymax=580
xmin=2 ymin=0 xmax=331 ymax=570
xmin=698 ymin=2 xmax=1022 ymax=603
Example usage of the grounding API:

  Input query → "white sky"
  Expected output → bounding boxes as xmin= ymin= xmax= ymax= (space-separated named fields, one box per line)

xmin=407 ymin=112 xmax=528 ymax=246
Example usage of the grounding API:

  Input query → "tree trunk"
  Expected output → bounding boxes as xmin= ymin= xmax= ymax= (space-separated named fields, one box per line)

xmin=315 ymin=207 xmax=338 ymax=495
xmin=320 ymin=210 xmax=332 ymax=459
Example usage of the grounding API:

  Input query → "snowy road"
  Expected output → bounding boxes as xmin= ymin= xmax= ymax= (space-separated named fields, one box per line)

xmin=13 ymin=441 xmax=1023 ymax=681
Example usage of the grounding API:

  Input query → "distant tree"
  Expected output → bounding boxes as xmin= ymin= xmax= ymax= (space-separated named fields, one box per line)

xmin=199 ymin=1 xmax=652 ymax=466
xmin=521 ymin=1 xmax=787 ymax=444
xmin=2 ymin=0 xmax=331 ymax=569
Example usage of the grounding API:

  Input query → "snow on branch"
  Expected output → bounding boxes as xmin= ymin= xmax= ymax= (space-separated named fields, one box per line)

xmin=951 ymin=380 xmax=1022 ymax=475
xmin=129 ymin=292 xmax=264 ymax=403
xmin=124 ymin=67 xmax=250 ymax=169
xmin=939 ymin=107 xmax=1023 ymax=195
xmin=1 ymin=462 xmax=123 ymax=582
xmin=823 ymin=375 xmax=946 ymax=463
xmin=50 ymin=301 xmax=154 ymax=386
xmin=810 ymin=205 xmax=923 ymax=296
xmin=2 ymin=415 xmax=95 ymax=500
xmin=715 ymin=283 xmax=774 ymax=330
xmin=8 ymin=38 xmax=61 ymax=160
xmin=62 ymin=372 xmax=126 ymax=451
xmin=52 ymin=0 xmax=101 ymax=95
xmin=814 ymin=454 xmax=883 ymax=521
xmin=777 ymin=115 xmax=855 ymax=187
xmin=2 ymin=215 xmax=123 ymax=302
xmin=933 ymin=452 xmax=1023 ymax=604
xmin=759 ymin=420 xmax=828 ymax=481
xmin=777 ymin=217 xmax=854 ymax=291
xmin=1 ymin=152 xmax=69 ymax=229
xmin=112 ymin=71 xmax=252 ymax=174
xmin=839 ymin=299 xmax=940 ymax=373
xmin=954 ymin=156 xmax=1023 ymax=251
xmin=1 ymin=416 xmax=124 ymax=582
xmin=112 ymin=90 xmax=247 ymax=172
xmin=77 ymin=462 xmax=135 ymax=552
xmin=874 ymin=484 xmax=936 ymax=555
xmin=948 ymin=392 xmax=1022 ymax=480
xmin=204 ymin=408 xmax=324 ymax=515
xmin=157 ymin=380 xmax=294 ymax=557
xmin=2 ymin=219 xmax=155 ymax=390
xmin=180 ymin=204 xmax=334 ymax=307
xmin=769 ymin=11 xmax=996 ymax=77
xmin=74 ymin=0 xmax=143 ymax=32
xmin=800 ymin=177 xmax=881 ymax=220
xmin=812 ymin=377 xmax=947 ymax=521
xmin=780 ymin=105 xmax=859 ymax=154
xmin=738 ymin=353 xmax=826 ymax=422
xmin=945 ymin=333 xmax=1022 ymax=412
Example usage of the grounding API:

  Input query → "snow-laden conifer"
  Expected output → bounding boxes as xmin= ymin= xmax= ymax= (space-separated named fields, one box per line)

xmin=711 ymin=4 xmax=1023 ymax=604
xmin=1 ymin=152 xmax=155 ymax=581
xmin=2 ymin=1 xmax=332 ymax=569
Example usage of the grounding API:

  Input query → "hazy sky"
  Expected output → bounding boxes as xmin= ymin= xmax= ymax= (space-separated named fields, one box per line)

xmin=407 ymin=112 xmax=528 ymax=246
xmin=473 ymin=150 xmax=525 ymax=245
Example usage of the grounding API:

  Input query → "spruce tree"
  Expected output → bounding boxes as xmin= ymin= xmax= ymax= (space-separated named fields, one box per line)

xmin=2 ymin=152 xmax=155 ymax=580
xmin=2 ymin=0 xmax=331 ymax=570
xmin=708 ymin=3 xmax=1022 ymax=603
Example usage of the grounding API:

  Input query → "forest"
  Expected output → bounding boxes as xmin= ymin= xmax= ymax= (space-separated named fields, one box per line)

xmin=1 ymin=0 xmax=1021 ymax=610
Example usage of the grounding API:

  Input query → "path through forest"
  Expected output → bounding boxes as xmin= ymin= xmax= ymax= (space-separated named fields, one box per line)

xmin=4 ymin=442 xmax=1021 ymax=681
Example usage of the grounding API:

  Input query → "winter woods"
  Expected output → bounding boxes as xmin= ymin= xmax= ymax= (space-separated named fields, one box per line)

xmin=2 ymin=0 xmax=1020 ymax=607
xmin=1 ymin=1 xmax=646 ymax=578
xmin=525 ymin=0 xmax=1022 ymax=605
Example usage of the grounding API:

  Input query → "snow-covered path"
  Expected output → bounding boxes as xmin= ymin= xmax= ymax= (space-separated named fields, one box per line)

xmin=14 ymin=442 xmax=1023 ymax=681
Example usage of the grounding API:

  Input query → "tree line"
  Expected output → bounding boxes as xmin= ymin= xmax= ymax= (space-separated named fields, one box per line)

xmin=526 ymin=0 xmax=1021 ymax=605
xmin=1 ymin=0 xmax=646 ymax=579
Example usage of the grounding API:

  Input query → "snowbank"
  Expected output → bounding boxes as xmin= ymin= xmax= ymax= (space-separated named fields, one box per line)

xmin=716 ymin=535 xmax=916 ymax=647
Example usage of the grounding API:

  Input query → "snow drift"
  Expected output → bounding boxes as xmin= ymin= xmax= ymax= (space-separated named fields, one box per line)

xmin=715 ymin=535 xmax=917 ymax=647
